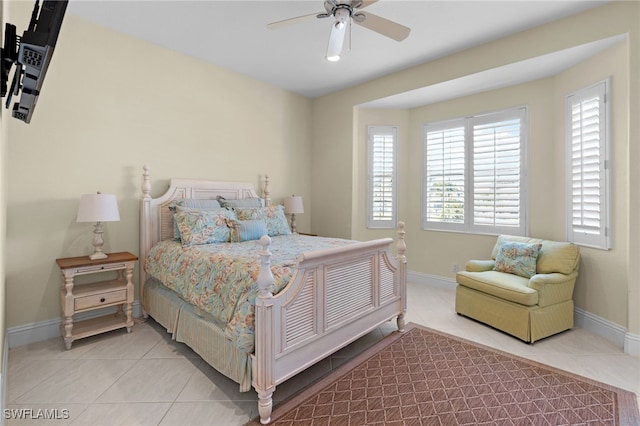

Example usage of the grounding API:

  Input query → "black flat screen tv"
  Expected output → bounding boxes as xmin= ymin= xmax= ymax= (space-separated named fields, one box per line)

xmin=1 ymin=0 xmax=68 ymax=123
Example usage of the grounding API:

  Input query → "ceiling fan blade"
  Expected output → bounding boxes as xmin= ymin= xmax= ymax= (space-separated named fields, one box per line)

xmin=354 ymin=11 xmax=411 ymax=41
xmin=326 ymin=21 xmax=347 ymax=61
xmin=267 ymin=12 xmax=326 ymax=30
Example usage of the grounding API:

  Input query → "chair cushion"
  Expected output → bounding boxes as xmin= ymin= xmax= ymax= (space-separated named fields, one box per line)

xmin=456 ymin=270 xmax=538 ymax=306
xmin=537 ymin=241 xmax=580 ymax=275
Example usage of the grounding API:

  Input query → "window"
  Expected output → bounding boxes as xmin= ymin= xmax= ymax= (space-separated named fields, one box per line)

xmin=423 ymin=119 xmax=466 ymax=231
xmin=423 ymin=108 xmax=528 ymax=235
xmin=367 ymin=126 xmax=397 ymax=228
xmin=566 ymin=80 xmax=610 ymax=249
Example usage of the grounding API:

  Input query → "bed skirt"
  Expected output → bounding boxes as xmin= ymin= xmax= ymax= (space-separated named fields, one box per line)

xmin=144 ymin=278 xmax=253 ymax=391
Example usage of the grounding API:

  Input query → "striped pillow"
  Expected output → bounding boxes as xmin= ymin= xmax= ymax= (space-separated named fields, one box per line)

xmin=230 ymin=219 xmax=268 ymax=242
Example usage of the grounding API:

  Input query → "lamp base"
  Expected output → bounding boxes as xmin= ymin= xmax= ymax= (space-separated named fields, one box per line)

xmin=89 ymin=251 xmax=108 ymax=260
xmin=89 ymin=222 xmax=108 ymax=260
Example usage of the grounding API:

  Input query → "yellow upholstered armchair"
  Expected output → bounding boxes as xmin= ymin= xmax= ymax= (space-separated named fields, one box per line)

xmin=455 ymin=235 xmax=580 ymax=343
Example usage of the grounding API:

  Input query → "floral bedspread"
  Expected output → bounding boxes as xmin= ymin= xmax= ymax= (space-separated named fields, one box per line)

xmin=144 ymin=234 xmax=356 ymax=353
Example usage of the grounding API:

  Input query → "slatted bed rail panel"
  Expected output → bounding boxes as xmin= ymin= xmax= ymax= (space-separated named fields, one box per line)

xmin=325 ymin=256 xmax=376 ymax=330
xmin=282 ymin=271 xmax=318 ymax=350
xmin=277 ymin=244 xmax=399 ymax=356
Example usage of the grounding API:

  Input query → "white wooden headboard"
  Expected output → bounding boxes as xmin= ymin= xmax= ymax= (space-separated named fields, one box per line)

xmin=139 ymin=165 xmax=270 ymax=287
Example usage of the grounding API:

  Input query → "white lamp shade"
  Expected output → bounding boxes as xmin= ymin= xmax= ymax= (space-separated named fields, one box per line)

xmin=284 ymin=195 xmax=304 ymax=214
xmin=77 ymin=193 xmax=120 ymax=223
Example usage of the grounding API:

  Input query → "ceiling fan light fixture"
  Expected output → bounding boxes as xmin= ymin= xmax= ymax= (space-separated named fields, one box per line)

xmin=326 ymin=19 xmax=347 ymax=62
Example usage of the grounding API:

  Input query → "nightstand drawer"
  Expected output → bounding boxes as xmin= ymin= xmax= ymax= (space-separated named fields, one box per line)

xmin=75 ymin=289 xmax=127 ymax=311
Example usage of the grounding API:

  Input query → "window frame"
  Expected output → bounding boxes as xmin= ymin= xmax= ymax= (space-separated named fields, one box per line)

xmin=367 ymin=125 xmax=398 ymax=229
xmin=565 ymin=79 xmax=611 ymax=250
xmin=422 ymin=107 xmax=529 ymax=236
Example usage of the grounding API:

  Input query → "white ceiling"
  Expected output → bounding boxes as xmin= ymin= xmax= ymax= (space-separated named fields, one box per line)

xmin=66 ymin=0 xmax=612 ymax=103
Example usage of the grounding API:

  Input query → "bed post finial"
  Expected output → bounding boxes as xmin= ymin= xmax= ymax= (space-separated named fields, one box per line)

xmin=255 ymin=234 xmax=276 ymax=423
xmin=396 ymin=221 xmax=407 ymax=332
xmin=263 ymin=174 xmax=271 ymax=207
xmin=257 ymin=235 xmax=274 ymax=298
xmin=142 ymin=165 xmax=151 ymax=199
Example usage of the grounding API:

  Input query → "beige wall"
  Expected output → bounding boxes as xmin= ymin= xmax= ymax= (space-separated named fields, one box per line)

xmin=311 ymin=1 xmax=639 ymax=333
xmin=4 ymin=3 xmax=312 ymax=328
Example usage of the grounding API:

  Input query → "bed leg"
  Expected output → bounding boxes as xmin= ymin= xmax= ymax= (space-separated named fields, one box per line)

xmin=257 ymin=389 xmax=274 ymax=424
xmin=397 ymin=313 xmax=406 ymax=332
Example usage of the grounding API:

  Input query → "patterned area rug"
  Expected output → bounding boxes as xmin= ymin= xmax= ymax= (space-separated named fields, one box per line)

xmin=250 ymin=323 xmax=639 ymax=425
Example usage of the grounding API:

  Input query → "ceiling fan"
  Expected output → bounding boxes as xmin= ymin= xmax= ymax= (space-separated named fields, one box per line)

xmin=267 ymin=0 xmax=411 ymax=62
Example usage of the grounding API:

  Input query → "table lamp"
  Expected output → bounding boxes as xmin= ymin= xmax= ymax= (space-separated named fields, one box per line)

xmin=77 ymin=192 xmax=120 ymax=260
xmin=284 ymin=195 xmax=304 ymax=234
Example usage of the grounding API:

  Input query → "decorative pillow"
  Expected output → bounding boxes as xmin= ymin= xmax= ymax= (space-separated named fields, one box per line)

xmin=493 ymin=242 xmax=542 ymax=278
xmin=217 ymin=196 xmax=263 ymax=209
xmin=236 ymin=205 xmax=291 ymax=236
xmin=229 ymin=219 xmax=268 ymax=243
xmin=171 ymin=204 xmax=226 ymax=241
xmin=174 ymin=209 xmax=236 ymax=246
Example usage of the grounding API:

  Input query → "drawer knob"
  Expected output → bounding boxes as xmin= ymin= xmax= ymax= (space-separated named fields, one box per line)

xmin=100 ymin=297 xmax=106 ymax=303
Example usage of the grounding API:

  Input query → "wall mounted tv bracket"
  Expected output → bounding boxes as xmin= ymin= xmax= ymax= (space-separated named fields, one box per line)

xmin=1 ymin=0 xmax=68 ymax=123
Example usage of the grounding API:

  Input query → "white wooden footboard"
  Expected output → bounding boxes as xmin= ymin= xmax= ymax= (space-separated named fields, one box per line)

xmin=252 ymin=224 xmax=407 ymax=424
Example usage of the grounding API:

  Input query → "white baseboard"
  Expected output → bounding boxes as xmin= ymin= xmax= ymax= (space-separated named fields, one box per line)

xmin=573 ymin=306 xmax=627 ymax=348
xmin=5 ymin=279 xmax=639 ymax=357
xmin=624 ymin=331 xmax=640 ymax=357
xmin=409 ymin=271 xmax=638 ymax=356
xmin=573 ymin=306 xmax=640 ymax=357
xmin=7 ymin=301 xmax=142 ymax=349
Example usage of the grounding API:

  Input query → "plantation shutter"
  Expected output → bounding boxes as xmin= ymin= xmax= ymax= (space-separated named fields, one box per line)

xmin=566 ymin=81 xmax=610 ymax=249
xmin=423 ymin=120 xmax=466 ymax=230
xmin=470 ymin=110 xmax=525 ymax=233
xmin=367 ymin=126 xmax=397 ymax=228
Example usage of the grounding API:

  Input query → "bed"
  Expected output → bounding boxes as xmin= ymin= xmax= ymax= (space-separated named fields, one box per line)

xmin=139 ymin=165 xmax=407 ymax=424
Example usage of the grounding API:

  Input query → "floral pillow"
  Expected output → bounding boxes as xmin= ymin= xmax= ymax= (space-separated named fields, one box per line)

xmin=235 ymin=205 xmax=291 ymax=236
xmin=493 ymin=242 xmax=542 ymax=278
xmin=169 ymin=200 xmax=224 ymax=240
xmin=174 ymin=209 xmax=236 ymax=246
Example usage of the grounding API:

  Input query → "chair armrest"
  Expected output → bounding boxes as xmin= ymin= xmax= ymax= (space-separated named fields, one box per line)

xmin=528 ymin=271 xmax=578 ymax=307
xmin=465 ymin=260 xmax=495 ymax=272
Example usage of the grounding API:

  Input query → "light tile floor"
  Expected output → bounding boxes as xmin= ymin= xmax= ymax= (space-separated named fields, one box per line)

xmin=6 ymin=283 xmax=640 ymax=425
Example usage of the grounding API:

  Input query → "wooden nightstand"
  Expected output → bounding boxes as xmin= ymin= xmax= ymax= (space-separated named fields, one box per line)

xmin=55 ymin=252 xmax=138 ymax=350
